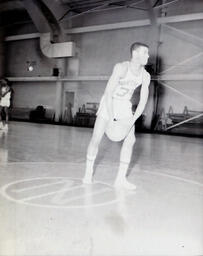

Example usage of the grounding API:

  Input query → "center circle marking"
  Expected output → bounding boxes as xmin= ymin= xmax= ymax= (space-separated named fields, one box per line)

xmin=0 ymin=177 xmax=122 ymax=209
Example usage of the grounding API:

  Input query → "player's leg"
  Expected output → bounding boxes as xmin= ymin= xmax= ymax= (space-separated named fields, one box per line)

xmin=0 ymin=106 xmax=3 ymax=129
xmin=114 ymin=125 xmax=136 ymax=190
xmin=83 ymin=115 xmax=108 ymax=184
xmin=4 ymin=107 xmax=9 ymax=130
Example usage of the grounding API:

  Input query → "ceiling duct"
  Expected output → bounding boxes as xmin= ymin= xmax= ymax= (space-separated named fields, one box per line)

xmin=40 ymin=32 xmax=75 ymax=58
xmin=22 ymin=0 xmax=75 ymax=58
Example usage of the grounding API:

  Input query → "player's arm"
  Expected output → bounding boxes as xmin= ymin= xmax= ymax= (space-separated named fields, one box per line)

xmin=132 ymin=71 xmax=151 ymax=123
xmin=103 ymin=63 xmax=126 ymax=119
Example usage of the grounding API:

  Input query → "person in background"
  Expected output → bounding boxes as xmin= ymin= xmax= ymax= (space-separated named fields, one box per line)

xmin=0 ymin=78 xmax=12 ymax=131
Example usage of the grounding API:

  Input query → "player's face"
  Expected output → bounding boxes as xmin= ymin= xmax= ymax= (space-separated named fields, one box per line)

xmin=135 ymin=46 xmax=149 ymax=66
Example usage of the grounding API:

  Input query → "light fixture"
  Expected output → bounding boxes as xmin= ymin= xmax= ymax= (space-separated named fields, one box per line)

xmin=26 ymin=61 xmax=36 ymax=72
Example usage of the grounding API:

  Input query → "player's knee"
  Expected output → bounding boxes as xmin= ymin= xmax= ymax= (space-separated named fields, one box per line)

xmin=90 ymin=136 xmax=100 ymax=149
xmin=86 ymin=154 xmax=96 ymax=161
xmin=125 ymin=135 xmax=136 ymax=147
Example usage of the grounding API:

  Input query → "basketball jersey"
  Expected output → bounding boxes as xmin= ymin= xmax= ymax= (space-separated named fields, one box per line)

xmin=112 ymin=62 xmax=143 ymax=101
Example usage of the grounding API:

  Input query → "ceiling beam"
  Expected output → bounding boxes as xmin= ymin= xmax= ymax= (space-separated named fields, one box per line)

xmin=144 ymin=0 xmax=157 ymax=25
xmin=22 ymin=0 xmax=52 ymax=33
xmin=65 ymin=12 xmax=203 ymax=33
xmin=154 ymin=0 xmax=180 ymax=10
xmin=5 ymin=12 xmax=203 ymax=41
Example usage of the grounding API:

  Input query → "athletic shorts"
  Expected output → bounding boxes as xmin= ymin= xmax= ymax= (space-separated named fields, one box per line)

xmin=96 ymin=95 xmax=133 ymax=120
xmin=0 ymin=102 xmax=10 ymax=107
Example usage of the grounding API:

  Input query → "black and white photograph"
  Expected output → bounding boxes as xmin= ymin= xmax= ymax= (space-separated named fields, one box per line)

xmin=0 ymin=0 xmax=203 ymax=255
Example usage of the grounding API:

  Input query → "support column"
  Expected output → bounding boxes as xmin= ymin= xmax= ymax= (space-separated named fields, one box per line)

xmin=144 ymin=0 xmax=160 ymax=129
xmin=153 ymin=0 xmax=167 ymax=124
xmin=55 ymin=58 xmax=66 ymax=122
xmin=65 ymin=42 xmax=80 ymax=116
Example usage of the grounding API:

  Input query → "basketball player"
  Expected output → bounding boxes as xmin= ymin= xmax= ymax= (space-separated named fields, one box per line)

xmin=83 ymin=42 xmax=151 ymax=190
xmin=0 ymin=78 xmax=12 ymax=131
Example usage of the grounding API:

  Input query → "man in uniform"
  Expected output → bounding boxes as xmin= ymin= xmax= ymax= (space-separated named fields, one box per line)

xmin=83 ymin=42 xmax=151 ymax=190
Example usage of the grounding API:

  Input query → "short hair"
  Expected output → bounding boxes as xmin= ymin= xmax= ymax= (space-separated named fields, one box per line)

xmin=1 ymin=78 xmax=11 ymax=86
xmin=130 ymin=42 xmax=149 ymax=56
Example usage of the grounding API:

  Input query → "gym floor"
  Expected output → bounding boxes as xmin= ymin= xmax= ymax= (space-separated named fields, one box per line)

xmin=0 ymin=121 xmax=202 ymax=256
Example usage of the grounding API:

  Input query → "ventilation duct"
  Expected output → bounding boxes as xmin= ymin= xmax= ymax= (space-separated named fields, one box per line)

xmin=40 ymin=33 xmax=75 ymax=58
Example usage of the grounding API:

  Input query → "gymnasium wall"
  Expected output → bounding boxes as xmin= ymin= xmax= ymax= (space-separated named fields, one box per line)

xmin=66 ymin=25 xmax=155 ymax=127
xmin=77 ymin=28 xmax=150 ymax=75
xmin=157 ymin=20 xmax=203 ymax=114
xmin=3 ymin=0 xmax=203 ymax=131
xmin=6 ymin=39 xmax=55 ymax=77
xmin=13 ymin=82 xmax=56 ymax=109
xmin=5 ymin=12 xmax=154 ymax=116
xmin=5 ymin=39 xmax=56 ymax=111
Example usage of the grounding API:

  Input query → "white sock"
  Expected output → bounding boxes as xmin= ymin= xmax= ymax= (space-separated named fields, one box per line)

xmin=83 ymin=155 xmax=96 ymax=184
xmin=114 ymin=162 xmax=136 ymax=190
xmin=116 ymin=162 xmax=129 ymax=180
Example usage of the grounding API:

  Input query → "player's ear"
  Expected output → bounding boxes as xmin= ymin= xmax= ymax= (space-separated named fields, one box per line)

xmin=132 ymin=49 xmax=139 ymax=58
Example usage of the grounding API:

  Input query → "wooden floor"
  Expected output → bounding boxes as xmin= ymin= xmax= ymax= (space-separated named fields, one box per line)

xmin=0 ymin=121 xmax=203 ymax=256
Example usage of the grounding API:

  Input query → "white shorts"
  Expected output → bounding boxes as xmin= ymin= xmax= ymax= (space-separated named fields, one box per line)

xmin=0 ymin=93 xmax=11 ymax=107
xmin=0 ymin=102 xmax=10 ymax=107
xmin=97 ymin=95 xmax=133 ymax=120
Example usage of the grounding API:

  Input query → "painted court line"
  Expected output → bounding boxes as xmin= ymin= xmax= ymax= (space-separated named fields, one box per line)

xmin=55 ymin=187 xmax=112 ymax=204
xmin=143 ymin=170 xmax=203 ymax=187
xmin=0 ymin=161 xmax=118 ymax=167
xmin=11 ymin=180 xmax=67 ymax=193
xmin=22 ymin=184 xmax=86 ymax=202
xmin=0 ymin=177 xmax=119 ymax=208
